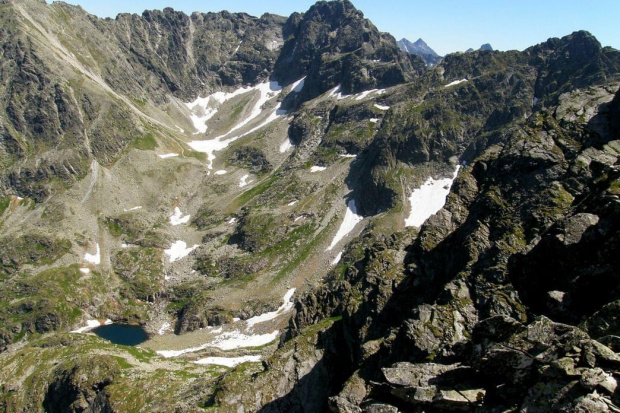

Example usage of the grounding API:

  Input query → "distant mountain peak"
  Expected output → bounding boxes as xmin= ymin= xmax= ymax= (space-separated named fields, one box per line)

xmin=398 ymin=37 xmax=439 ymax=57
xmin=466 ymin=43 xmax=494 ymax=53
xmin=397 ymin=37 xmax=441 ymax=66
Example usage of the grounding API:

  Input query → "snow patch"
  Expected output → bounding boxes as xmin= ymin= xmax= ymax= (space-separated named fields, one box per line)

xmin=84 ymin=244 xmax=101 ymax=265
xmin=245 ymin=288 xmax=296 ymax=329
xmin=185 ymin=83 xmax=258 ymax=134
xmin=405 ymin=166 xmax=461 ymax=228
xmin=445 ymin=79 xmax=468 ymax=88
xmin=339 ymin=154 xmax=357 ymax=158
xmin=327 ymin=199 xmax=364 ymax=251
xmin=188 ymin=80 xmax=295 ymax=169
xmin=71 ymin=319 xmax=112 ymax=334
xmin=215 ymin=170 xmax=227 ymax=175
xmin=169 ymin=207 xmax=190 ymax=226
xmin=239 ymin=174 xmax=251 ymax=188
xmin=157 ymin=344 xmax=209 ymax=358
xmin=331 ymin=252 xmax=343 ymax=266
xmin=290 ymin=77 xmax=306 ymax=93
xmin=194 ymin=355 xmax=261 ymax=367
xmin=310 ymin=166 xmax=327 ymax=173
xmin=329 ymin=85 xmax=350 ymax=100
xmin=157 ymin=330 xmax=279 ymax=358
xmin=210 ymin=330 xmax=279 ymax=350
xmin=174 ymin=125 xmax=184 ymax=133
xmin=164 ymin=241 xmax=198 ymax=263
xmin=158 ymin=322 xmax=172 ymax=336
xmin=279 ymin=138 xmax=293 ymax=153
xmin=159 ymin=153 xmax=179 ymax=159
xmin=124 ymin=206 xmax=142 ymax=212
xmin=228 ymin=218 xmax=237 ymax=225
xmin=374 ymin=104 xmax=390 ymax=111
xmin=355 ymin=89 xmax=381 ymax=100
xmin=370 ymin=118 xmax=380 ymax=123
xmin=288 ymin=200 xmax=298 ymax=207
xmin=79 ymin=268 xmax=91 ymax=274
xmin=157 ymin=289 xmax=295 ymax=358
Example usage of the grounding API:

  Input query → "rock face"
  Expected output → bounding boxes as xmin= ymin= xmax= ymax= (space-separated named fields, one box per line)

xmin=43 ymin=355 xmax=118 ymax=413
xmin=273 ymin=0 xmax=425 ymax=102
xmin=209 ymin=32 xmax=620 ymax=413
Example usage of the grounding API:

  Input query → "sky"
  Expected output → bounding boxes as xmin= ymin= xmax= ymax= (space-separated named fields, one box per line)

xmin=46 ymin=0 xmax=620 ymax=56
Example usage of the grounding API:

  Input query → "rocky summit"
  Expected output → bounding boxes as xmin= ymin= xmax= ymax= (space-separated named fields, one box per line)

xmin=0 ymin=0 xmax=619 ymax=411
xmin=397 ymin=37 xmax=442 ymax=66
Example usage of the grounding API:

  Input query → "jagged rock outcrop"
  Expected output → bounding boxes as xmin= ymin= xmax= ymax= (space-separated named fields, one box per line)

xmin=273 ymin=0 xmax=425 ymax=103
xmin=209 ymin=35 xmax=620 ymax=412
xmin=43 ymin=355 xmax=118 ymax=413
xmin=355 ymin=30 xmax=620 ymax=216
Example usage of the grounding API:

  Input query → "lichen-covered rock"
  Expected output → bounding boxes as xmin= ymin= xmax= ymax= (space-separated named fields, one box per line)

xmin=43 ymin=355 xmax=119 ymax=413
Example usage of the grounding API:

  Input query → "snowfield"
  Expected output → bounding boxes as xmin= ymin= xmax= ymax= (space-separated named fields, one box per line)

xmin=445 ymin=79 xmax=468 ymax=88
xmin=84 ymin=243 xmax=101 ymax=265
xmin=279 ymin=138 xmax=293 ymax=153
xmin=245 ymin=288 xmax=296 ymax=328
xmin=158 ymin=322 xmax=172 ymax=336
xmin=239 ymin=174 xmax=251 ymax=187
xmin=405 ymin=165 xmax=461 ymax=227
xmin=328 ymin=85 xmax=349 ymax=100
xmin=169 ymin=207 xmax=190 ymax=226
xmin=331 ymin=252 xmax=343 ymax=266
xmin=194 ymin=355 xmax=261 ymax=367
xmin=156 ymin=289 xmax=296 ymax=358
xmin=188 ymin=79 xmax=302 ymax=169
xmin=209 ymin=330 xmax=279 ymax=350
xmin=327 ymin=199 xmax=364 ymax=251
xmin=71 ymin=319 xmax=112 ymax=334
xmin=158 ymin=153 xmax=179 ymax=159
xmin=164 ymin=241 xmax=199 ymax=263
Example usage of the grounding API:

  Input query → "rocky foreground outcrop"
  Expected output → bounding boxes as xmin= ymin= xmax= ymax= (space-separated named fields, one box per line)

xmin=207 ymin=37 xmax=620 ymax=412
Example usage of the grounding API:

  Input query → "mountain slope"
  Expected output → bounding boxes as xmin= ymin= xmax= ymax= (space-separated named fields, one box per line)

xmin=0 ymin=0 xmax=618 ymax=411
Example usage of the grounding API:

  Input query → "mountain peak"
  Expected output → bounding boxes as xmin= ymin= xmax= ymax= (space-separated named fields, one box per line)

xmin=413 ymin=38 xmax=429 ymax=47
xmin=397 ymin=37 xmax=441 ymax=66
xmin=397 ymin=37 xmax=439 ymax=57
xmin=273 ymin=0 xmax=422 ymax=98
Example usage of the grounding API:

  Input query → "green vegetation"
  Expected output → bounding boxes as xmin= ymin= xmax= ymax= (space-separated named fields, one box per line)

xmin=0 ymin=234 xmax=72 ymax=276
xmin=230 ymin=174 xmax=280 ymax=210
xmin=186 ymin=151 xmax=208 ymax=162
xmin=113 ymin=247 xmax=163 ymax=301
xmin=0 ymin=197 xmax=11 ymax=216
xmin=132 ymin=133 xmax=158 ymax=151
xmin=0 ymin=265 xmax=109 ymax=348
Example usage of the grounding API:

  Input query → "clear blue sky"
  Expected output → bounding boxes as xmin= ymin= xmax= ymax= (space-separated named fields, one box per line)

xmin=46 ymin=0 xmax=620 ymax=56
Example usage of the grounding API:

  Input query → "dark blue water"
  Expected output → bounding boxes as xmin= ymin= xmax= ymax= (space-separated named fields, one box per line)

xmin=92 ymin=324 xmax=149 ymax=346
